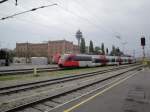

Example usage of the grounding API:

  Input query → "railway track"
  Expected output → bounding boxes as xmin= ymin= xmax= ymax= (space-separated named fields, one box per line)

xmin=0 ymin=64 xmax=140 ymax=95
xmin=0 ymin=63 xmax=139 ymax=76
xmin=0 ymin=67 xmax=61 ymax=75
xmin=0 ymin=64 xmax=143 ymax=112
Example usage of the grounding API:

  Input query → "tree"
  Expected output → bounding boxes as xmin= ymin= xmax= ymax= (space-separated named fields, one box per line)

xmin=106 ymin=48 xmax=109 ymax=55
xmin=80 ymin=38 xmax=86 ymax=53
xmin=110 ymin=45 xmax=124 ymax=56
xmin=110 ymin=45 xmax=115 ymax=56
xmin=0 ymin=49 xmax=10 ymax=66
xmin=116 ymin=47 xmax=124 ymax=56
xmin=101 ymin=43 xmax=105 ymax=55
xmin=89 ymin=40 xmax=94 ymax=54
xmin=8 ymin=49 xmax=16 ymax=63
xmin=94 ymin=46 xmax=101 ymax=54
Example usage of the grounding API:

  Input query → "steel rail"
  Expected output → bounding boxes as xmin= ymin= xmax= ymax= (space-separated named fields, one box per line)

xmin=2 ymin=65 xmax=142 ymax=112
xmin=0 ymin=67 xmax=61 ymax=75
xmin=0 ymin=64 xmax=140 ymax=95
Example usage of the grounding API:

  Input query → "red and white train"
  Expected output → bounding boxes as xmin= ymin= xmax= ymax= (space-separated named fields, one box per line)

xmin=58 ymin=54 xmax=135 ymax=68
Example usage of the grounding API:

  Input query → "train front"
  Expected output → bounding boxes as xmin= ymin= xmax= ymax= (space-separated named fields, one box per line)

xmin=58 ymin=54 xmax=67 ymax=68
xmin=58 ymin=54 xmax=79 ymax=68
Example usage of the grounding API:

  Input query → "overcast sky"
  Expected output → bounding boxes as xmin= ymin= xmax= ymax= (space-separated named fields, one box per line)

xmin=0 ymin=0 xmax=150 ymax=57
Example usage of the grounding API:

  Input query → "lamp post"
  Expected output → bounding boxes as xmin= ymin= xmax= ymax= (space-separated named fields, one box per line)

xmin=115 ymin=35 xmax=127 ymax=55
xmin=122 ymin=42 xmax=127 ymax=55
xmin=75 ymin=30 xmax=82 ymax=51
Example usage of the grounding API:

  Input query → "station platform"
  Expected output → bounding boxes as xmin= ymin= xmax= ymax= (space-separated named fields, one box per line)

xmin=51 ymin=67 xmax=150 ymax=112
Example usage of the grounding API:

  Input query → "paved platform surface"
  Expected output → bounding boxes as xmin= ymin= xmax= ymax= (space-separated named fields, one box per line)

xmin=51 ymin=67 xmax=150 ymax=112
xmin=0 ymin=64 xmax=57 ymax=71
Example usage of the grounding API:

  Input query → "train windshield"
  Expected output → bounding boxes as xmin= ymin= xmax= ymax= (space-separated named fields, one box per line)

xmin=60 ymin=54 xmax=69 ymax=61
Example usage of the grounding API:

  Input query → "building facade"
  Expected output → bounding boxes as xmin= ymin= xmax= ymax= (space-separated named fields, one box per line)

xmin=16 ymin=40 xmax=79 ymax=62
xmin=16 ymin=43 xmax=48 ymax=57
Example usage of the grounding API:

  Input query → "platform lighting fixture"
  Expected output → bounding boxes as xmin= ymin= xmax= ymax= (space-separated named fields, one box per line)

xmin=76 ymin=30 xmax=82 ymax=47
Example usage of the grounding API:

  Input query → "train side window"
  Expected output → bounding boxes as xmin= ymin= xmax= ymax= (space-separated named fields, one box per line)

xmin=67 ymin=57 xmax=72 ymax=61
xmin=85 ymin=57 xmax=92 ymax=61
xmin=94 ymin=59 xmax=100 ymax=63
xmin=72 ymin=56 xmax=79 ymax=61
xmin=108 ymin=59 xmax=110 ymax=62
xmin=72 ymin=56 xmax=92 ymax=61
xmin=106 ymin=58 xmax=109 ymax=62
xmin=80 ymin=56 xmax=92 ymax=61
xmin=111 ymin=58 xmax=115 ymax=62
xmin=92 ymin=58 xmax=95 ymax=63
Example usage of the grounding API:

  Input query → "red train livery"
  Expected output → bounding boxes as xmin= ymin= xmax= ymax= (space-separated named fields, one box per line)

xmin=58 ymin=54 xmax=135 ymax=68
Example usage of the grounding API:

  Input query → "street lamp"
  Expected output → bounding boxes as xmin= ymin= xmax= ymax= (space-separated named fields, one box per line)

xmin=75 ymin=30 xmax=82 ymax=50
xmin=115 ymin=35 xmax=127 ymax=55
xmin=122 ymin=42 xmax=127 ymax=55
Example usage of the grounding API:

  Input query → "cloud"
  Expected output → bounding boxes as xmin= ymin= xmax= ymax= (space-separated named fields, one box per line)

xmin=0 ymin=0 xmax=150 ymax=57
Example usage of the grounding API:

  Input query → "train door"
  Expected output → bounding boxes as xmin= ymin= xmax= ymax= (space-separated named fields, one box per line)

xmin=100 ymin=55 xmax=107 ymax=65
xmin=78 ymin=55 xmax=92 ymax=67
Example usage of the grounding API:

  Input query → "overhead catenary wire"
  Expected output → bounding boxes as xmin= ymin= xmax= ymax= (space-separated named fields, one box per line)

xmin=0 ymin=0 xmax=8 ymax=3
xmin=0 ymin=0 xmax=121 ymax=38
xmin=0 ymin=3 xmax=57 ymax=20
xmin=1 ymin=0 xmax=114 ymax=34
xmin=1 ymin=0 xmax=120 ymax=38
xmin=45 ymin=0 xmax=117 ymax=35
xmin=74 ymin=1 xmax=122 ymax=40
xmin=56 ymin=5 xmax=118 ymax=38
xmin=56 ymin=0 xmax=125 ymax=44
xmin=73 ymin=0 xmax=121 ymax=37
xmin=0 ymin=1 xmax=80 ymax=42
xmin=0 ymin=0 xmax=17 ymax=5
xmin=44 ymin=0 xmax=120 ymax=41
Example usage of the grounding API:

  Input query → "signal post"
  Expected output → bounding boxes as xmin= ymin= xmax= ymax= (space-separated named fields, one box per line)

xmin=141 ymin=35 xmax=147 ymax=65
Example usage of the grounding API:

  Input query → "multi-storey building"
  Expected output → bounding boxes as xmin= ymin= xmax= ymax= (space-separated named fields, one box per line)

xmin=16 ymin=43 xmax=48 ymax=57
xmin=16 ymin=40 xmax=79 ymax=62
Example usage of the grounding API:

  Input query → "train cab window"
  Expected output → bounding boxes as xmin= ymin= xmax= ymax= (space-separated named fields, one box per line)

xmin=60 ymin=55 xmax=68 ymax=61
xmin=67 ymin=57 xmax=72 ymax=61
xmin=71 ymin=56 xmax=79 ymax=61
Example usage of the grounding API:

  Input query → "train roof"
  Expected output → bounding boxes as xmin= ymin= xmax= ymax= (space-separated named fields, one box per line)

xmin=62 ymin=54 xmax=134 ymax=58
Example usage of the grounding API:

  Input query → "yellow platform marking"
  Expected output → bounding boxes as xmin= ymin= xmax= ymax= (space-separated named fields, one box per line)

xmin=64 ymin=71 xmax=139 ymax=112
